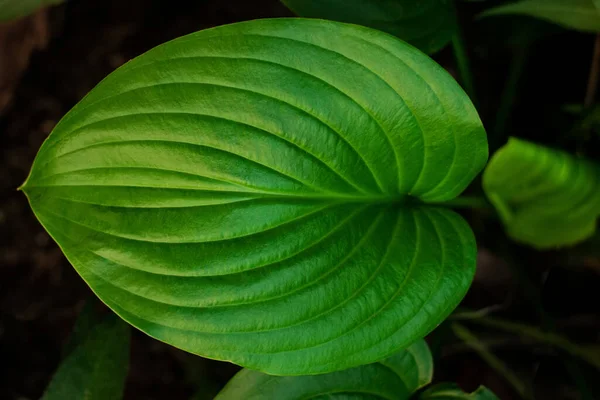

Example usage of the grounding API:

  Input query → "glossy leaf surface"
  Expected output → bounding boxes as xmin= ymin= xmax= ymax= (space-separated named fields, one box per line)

xmin=420 ymin=383 xmax=499 ymax=400
xmin=42 ymin=313 xmax=130 ymax=400
xmin=479 ymin=0 xmax=600 ymax=33
xmin=0 ymin=0 xmax=62 ymax=21
xmin=23 ymin=18 xmax=487 ymax=374
xmin=280 ymin=0 xmax=457 ymax=54
xmin=483 ymin=137 xmax=600 ymax=248
xmin=215 ymin=340 xmax=433 ymax=399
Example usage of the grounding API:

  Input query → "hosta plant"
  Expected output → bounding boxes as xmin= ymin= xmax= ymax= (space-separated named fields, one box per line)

xmin=22 ymin=18 xmax=488 ymax=375
xmin=22 ymin=8 xmax=600 ymax=400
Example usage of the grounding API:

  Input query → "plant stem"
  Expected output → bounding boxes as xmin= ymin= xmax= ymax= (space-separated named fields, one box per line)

xmin=584 ymin=34 xmax=600 ymax=109
xmin=452 ymin=323 xmax=533 ymax=400
xmin=492 ymin=47 xmax=528 ymax=150
xmin=432 ymin=195 xmax=492 ymax=210
xmin=452 ymin=313 xmax=600 ymax=371
xmin=451 ymin=27 xmax=477 ymax=105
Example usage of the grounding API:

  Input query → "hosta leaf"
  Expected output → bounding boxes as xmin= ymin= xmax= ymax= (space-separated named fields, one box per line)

xmin=215 ymin=340 xmax=433 ymax=399
xmin=42 ymin=313 xmax=130 ymax=400
xmin=483 ymin=137 xmax=600 ymax=249
xmin=22 ymin=18 xmax=487 ymax=374
xmin=479 ymin=0 xmax=600 ymax=33
xmin=280 ymin=0 xmax=457 ymax=54
xmin=0 ymin=0 xmax=62 ymax=21
xmin=420 ymin=383 xmax=499 ymax=400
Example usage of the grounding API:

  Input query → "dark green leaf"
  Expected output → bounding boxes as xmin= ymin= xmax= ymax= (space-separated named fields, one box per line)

xmin=0 ymin=0 xmax=62 ymax=21
xmin=62 ymin=300 xmax=105 ymax=357
xmin=420 ymin=383 xmax=499 ymax=399
xmin=215 ymin=340 xmax=433 ymax=400
xmin=479 ymin=0 xmax=600 ymax=33
xmin=483 ymin=137 xmax=600 ymax=248
xmin=42 ymin=314 xmax=130 ymax=400
xmin=22 ymin=18 xmax=487 ymax=374
xmin=280 ymin=0 xmax=457 ymax=54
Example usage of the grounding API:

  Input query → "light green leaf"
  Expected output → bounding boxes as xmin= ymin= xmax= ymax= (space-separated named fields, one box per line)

xmin=483 ymin=137 xmax=600 ymax=249
xmin=22 ymin=18 xmax=487 ymax=375
xmin=0 ymin=0 xmax=62 ymax=22
xmin=280 ymin=0 xmax=457 ymax=54
xmin=420 ymin=383 xmax=499 ymax=399
xmin=215 ymin=340 xmax=433 ymax=400
xmin=42 ymin=313 xmax=130 ymax=400
xmin=479 ymin=0 xmax=600 ymax=33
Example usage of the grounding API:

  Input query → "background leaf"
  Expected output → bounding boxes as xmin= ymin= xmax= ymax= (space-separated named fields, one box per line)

xmin=215 ymin=340 xmax=433 ymax=399
xmin=22 ymin=18 xmax=487 ymax=375
xmin=483 ymin=137 xmax=600 ymax=248
xmin=280 ymin=0 xmax=457 ymax=54
xmin=479 ymin=0 xmax=600 ymax=33
xmin=41 ymin=313 xmax=130 ymax=400
xmin=419 ymin=383 xmax=499 ymax=399
xmin=61 ymin=300 xmax=105 ymax=357
xmin=0 ymin=0 xmax=63 ymax=21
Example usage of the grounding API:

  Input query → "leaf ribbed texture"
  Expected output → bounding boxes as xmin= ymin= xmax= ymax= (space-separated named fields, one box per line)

xmin=483 ymin=137 xmax=600 ymax=248
xmin=281 ymin=0 xmax=457 ymax=54
xmin=23 ymin=19 xmax=487 ymax=374
xmin=215 ymin=340 xmax=433 ymax=400
xmin=479 ymin=0 xmax=600 ymax=33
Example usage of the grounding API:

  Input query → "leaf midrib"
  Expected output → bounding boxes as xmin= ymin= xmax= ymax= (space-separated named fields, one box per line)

xmin=25 ymin=185 xmax=409 ymax=204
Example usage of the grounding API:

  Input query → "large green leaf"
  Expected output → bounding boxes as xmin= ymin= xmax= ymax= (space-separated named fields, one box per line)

xmin=215 ymin=340 xmax=433 ymax=399
xmin=42 ymin=313 xmax=130 ymax=400
xmin=483 ymin=137 xmax=600 ymax=248
xmin=280 ymin=0 xmax=457 ymax=54
xmin=0 ymin=0 xmax=62 ymax=21
xmin=479 ymin=0 xmax=600 ymax=33
xmin=22 ymin=18 xmax=487 ymax=374
xmin=419 ymin=383 xmax=499 ymax=400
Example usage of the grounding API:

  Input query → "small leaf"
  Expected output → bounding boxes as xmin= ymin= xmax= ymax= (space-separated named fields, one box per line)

xmin=420 ymin=383 xmax=500 ymax=399
xmin=479 ymin=0 xmax=600 ymax=33
xmin=215 ymin=340 xmax=433 ymax=400
xmin=42 ymin=313 xmax=130 ymax=400
xmin=0 ymin=0 xmax=62 ymax=22
xmin=23 ymin=18 xmax=487 ymax=375
xmin=483 ymin=137 xmax=600 ymax=248
xmin=280 ymin=0 xmax=457 ymax=54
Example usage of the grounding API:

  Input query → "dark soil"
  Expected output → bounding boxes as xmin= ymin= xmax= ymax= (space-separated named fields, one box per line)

xmin=1 ymin=1 xmax=599 ymax=399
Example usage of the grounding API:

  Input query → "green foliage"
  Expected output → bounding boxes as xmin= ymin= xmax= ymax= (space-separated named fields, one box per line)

xmin=22 ymin=18 xmax=488 ymax=375
xmin=483 ymin=137 xmax=600 ymax=249
xmin=0 ymin=0 xmax=62 ymax=21
xmin=479 ymin=0 xmax=600 ymax=33
xmin=61 ymin=300 xmax=105 ymax=357
xmin=280 ymin=0 xmax=457 ymax=54
xmin=215 ymin=340 xmax=433 ymax=399
xmin=42 ymin=312 xmax=130 ymax=400
xmin=419 ymin=383 xmax=499 ymax=399
xmin=216 ymin=341 xmax=499 ymax=399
